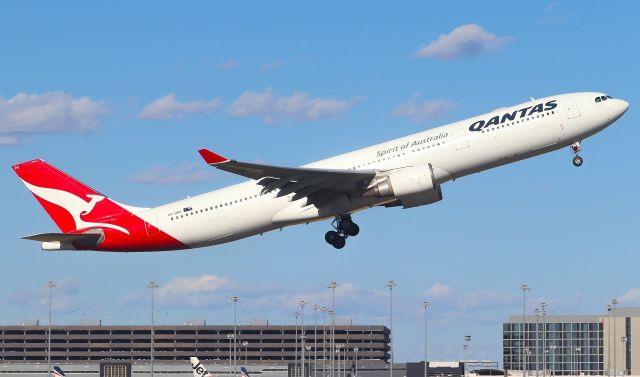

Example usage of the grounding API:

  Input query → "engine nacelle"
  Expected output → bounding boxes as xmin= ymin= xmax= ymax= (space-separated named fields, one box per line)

xmin=364 ymin=164 xmax=443 ymax=208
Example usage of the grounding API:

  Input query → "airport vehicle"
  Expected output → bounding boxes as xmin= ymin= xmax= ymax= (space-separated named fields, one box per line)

xmin=13 ymin=92 xmax=629 ymax=251
xmin=53 ymin=366 xmax=66 ymax=376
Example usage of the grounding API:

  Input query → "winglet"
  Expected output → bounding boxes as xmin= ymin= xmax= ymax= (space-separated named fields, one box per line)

xmin=198 ymin=149 xmax=229 ymax=165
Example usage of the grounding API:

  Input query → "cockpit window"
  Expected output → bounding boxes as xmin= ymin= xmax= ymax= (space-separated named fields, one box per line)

xmin=596 ymin=95 xmax=614 ymax=103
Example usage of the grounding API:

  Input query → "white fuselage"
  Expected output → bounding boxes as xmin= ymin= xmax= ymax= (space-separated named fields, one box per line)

xmin=137 ymin=92 xmax=628 ymax=248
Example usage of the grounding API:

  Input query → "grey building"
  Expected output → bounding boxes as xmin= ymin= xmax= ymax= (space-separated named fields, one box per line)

xmin=0 ymin=324 xmax=389 ymax=364
xmin=503 ymin=307 xmax=640 ymax=376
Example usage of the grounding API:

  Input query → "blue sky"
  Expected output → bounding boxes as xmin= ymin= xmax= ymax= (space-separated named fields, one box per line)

xmin=1 ymin=1 xmax=639 ymax=364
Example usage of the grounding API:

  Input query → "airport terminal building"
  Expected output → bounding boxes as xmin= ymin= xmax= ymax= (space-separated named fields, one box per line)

xmin=503 ymin=307 xmax=640 ymax=376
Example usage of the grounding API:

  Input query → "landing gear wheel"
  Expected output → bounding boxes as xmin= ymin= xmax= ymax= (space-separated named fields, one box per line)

xmin=572 ymin=155 xmax=583 ymax=167
xmin=341 ymin=220 xmax=360 ymax=237
xmin=324 ymin=214 xmax=360 ymax=248
xmin=570 ymin=141 xmax=583 ymax=167
xmin=325 ymin=230 xmax=340 ymax=245
xmin=332 ymin=235 xmax=346 ymax=249
xmin=324 ymin=230 xmax=345 ymax=249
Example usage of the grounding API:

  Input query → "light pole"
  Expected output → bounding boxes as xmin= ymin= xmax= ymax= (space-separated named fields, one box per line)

xmin=328 ymin=309 xmax=334 ymax=377
xmin=540 ymin=302 xmax=547 ymax=377
xmin=575 ymin=347 xmax=581 ymax=376
xmin=328 ymin=282 xmax=338 ymax=377
xmin=47 ymin=281 xmax=55 ymax=377
xmin=336 ymin=344 xmax=343 ymax=377
xmin=422 ymin=302 xmax=431 ymax=377
xmin=534 ymin=308 xmax=540 ymax=377
xmin=549 ymin=345 xmax=556 ymax=377
xmin=314 ymin=304 xmax=319 ymax=377
xmin=299 ymin=300 xmax=307 ymax=377
xmin=322 ymin=307 xmax=328 ymax=377
xmin=147 ymin=281 xmax=158 ymax=377
xmin=227 ymin=333 xmax=235 ymax=368
xmin=620 ymin=337 xmax=627 ymax=376
xmin=231 ymin=296 xmax=240 ymax=377
xmin=607 ymin=303 xmax=612 ymax=377
xmin=611 ymin=298 xmax=618 ymax=377
xmin=296 ymin=312 xmax=300 ymax=376
xmin=354 ymin=347 xmax=359 ymax=377
xmin=385 ymin=281 xmax=396 ymax=377
xmin=464 ymin=336 xmax=471 ymax=377
xmin=520 ymin=284 xmax=531 ymax=377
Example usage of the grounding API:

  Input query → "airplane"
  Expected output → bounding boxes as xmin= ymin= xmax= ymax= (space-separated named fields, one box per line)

xmin=12 ymin=92 xmax=629 ymax=251
xmin=190 ymin=357 xmax=251 ymax=377
xmin=53 ymin=366 xmax=66 ymax=377
xmin=191 ymin=357 xmax=214 ymax=377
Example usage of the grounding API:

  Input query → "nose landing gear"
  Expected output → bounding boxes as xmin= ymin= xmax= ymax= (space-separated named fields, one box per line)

xmin=571 ymin=141 xmax=583 ymax=167
xmin=324 ymin=214 xmax=360 ymax=249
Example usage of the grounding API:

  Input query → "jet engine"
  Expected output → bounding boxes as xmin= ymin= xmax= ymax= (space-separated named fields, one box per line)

xmin=363 ymin=164 xmax=443 ymax=208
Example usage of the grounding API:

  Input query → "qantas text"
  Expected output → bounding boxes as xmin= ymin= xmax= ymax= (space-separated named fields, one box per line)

xmin=468 ymin=100 xmax=558 ymax=132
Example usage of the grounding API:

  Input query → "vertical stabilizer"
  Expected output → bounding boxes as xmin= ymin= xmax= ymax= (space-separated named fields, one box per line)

xmin=12 ymin=159 xmax=133 ymax=234
xmin=191 ymin=357 xmax=213 ymax=377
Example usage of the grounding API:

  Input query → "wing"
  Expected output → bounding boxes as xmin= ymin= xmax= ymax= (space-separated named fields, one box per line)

xmin=198 ymin=149 xmax=376 ymax=206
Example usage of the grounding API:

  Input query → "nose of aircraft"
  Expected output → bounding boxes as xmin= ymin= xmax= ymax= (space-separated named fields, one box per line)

xmin=620 ymin=99 xmax=630 ymax=114
xmin=615 ymin=99 xmax=630 ymax=117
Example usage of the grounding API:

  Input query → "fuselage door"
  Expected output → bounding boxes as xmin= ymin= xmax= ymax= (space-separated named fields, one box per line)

xmin=563 ymin=98 xmax=581 ymax=119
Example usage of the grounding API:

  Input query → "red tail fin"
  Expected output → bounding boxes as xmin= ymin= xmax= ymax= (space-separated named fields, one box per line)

xmin=12 ymin=159 xmax=129 ymax=233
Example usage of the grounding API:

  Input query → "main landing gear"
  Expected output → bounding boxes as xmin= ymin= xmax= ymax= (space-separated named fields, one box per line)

xmin=571 ymin=141 xmax=583 ymax=167
xmin=325 ymin=214 xmax=360 ymax=249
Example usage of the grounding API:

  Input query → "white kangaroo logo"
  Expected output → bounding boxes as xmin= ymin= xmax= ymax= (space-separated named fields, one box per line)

xmin=22 ymin=180 xmax=130 ymax=235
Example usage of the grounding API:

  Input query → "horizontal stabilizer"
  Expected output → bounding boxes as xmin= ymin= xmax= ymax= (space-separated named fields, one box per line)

xmin=22 ymin=233 xmax=102 ymax=243
xmin=22 ymin=232 xmax=104 ymax=250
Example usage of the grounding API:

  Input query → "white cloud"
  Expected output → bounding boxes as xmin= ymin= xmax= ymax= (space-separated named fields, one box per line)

xmin=123 ymin=274 xmax=387 ymax=319
xmin=138 ymin=93 xmax=221 ymax=120
xmin=457 ymin=289 xmax=518 ymax=310
xmin=544 ymin=2 xmax=557 ymax=13
xmin=9 ymin=277 xmax=80 ymax=314
xmin=415 ymin=24 xmax=511 ymax=60
xmin=393 ymin=93 xmax=456 ymax=122
xmin=260 ymin=59 xmax=285 ymax=71
xmin=424 ymin=283 xmax=455 ymax=298
xmin=156 ymin=275 xmax=231 ymax=308
xmin=227 ymin=88 xmax=362 ymax=124
xmin=129 ymin=163 xmax=219 ymax=185
xmin=217 ymin=59 xmax=238 ymax=70
xmin=0 ymin=92 xmax=108 ymax=144
xmin=124 ymin=274 xmax=267 ymax=310
xmin=0 ymin=136 xmax=20 ymax=145
xmin=226 ymin=89 xmax=275 ymax=119
xmin=620 ymin=288 xmax=640 ymax=304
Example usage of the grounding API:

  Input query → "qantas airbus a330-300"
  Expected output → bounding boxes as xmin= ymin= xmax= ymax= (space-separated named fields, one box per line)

xmin=13 ymin=92 xmax=629 ymax=251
